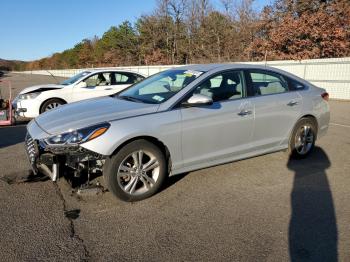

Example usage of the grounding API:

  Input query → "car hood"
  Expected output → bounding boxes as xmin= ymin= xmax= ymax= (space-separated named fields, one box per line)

xmin=19 ymin=84 xmax=64 ymax=95
xmin=34 ymin=96 xmax=160 ymax=135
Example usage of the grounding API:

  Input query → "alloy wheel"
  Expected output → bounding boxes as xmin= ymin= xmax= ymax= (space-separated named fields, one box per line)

xmin=294 ymin=125 xmax=314 ymax=155
xmin=117 ymin=150 xmax=160 ymax=196
xmin=44 ymin=102 xmax=60 ymax=111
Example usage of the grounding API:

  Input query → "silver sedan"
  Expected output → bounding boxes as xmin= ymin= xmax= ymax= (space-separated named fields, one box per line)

xmin=25 ymin=64 xmax=330 ymax=201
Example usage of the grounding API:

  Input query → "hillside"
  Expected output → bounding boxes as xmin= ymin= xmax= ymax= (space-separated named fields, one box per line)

xmin=0 ymin=58 xmax=26 ymax=71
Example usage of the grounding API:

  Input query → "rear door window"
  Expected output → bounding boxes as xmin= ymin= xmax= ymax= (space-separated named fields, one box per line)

xmin=248 ymin=70 xmax=288 ymax=96
xmin=113 ymin=72 xmax=144 ymax=85
xmin=84 ymin=73 xmax=110 ymax=87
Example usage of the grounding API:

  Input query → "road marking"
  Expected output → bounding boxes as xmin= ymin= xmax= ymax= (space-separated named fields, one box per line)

xmin=330 ymin=122 xmax=350 ymax=128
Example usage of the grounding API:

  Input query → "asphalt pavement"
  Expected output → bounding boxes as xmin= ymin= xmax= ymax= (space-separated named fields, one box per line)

xmin=0 ymin=73 xmax=349 ymax=261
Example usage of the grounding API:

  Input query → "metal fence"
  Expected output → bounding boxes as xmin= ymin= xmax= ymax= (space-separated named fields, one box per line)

xmin=15 ymin=57 xmax=350 ymax=100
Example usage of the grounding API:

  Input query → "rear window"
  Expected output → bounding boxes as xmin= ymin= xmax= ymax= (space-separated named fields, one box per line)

xmin=288 ymin=78 xmax=305 ymax=91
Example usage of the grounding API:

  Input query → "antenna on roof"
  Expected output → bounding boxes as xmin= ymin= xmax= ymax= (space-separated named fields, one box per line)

xmin=46 ymin=70 xmax=59 ymax=84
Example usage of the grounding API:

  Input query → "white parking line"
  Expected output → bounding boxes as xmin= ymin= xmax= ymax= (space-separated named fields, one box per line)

xmin=330 ymin=122 xmax=350 ymax=128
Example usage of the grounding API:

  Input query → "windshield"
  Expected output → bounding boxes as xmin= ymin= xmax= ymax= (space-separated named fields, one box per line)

xmin=117 ymin=69 xmax=203 ymax=104
xmin=60 ymin=71 xmax=91 ymax=85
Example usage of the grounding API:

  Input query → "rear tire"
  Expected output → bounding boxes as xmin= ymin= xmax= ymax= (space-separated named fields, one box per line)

xmin=289 ymin=118 xmax=317 ymax=159
xmin=40 ymin=98 xmax=65 ymax=113
xmin=103 ymin=139 xmax=167 ymax=202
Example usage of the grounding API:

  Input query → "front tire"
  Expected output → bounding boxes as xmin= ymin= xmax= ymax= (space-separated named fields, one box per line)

xmin=40 ymin=98 xmax=65 ymax=113
xmin=103 ymin=139 xmax=167 ymax=202
xmin=289 ymin=118 xmax=317 ymax=159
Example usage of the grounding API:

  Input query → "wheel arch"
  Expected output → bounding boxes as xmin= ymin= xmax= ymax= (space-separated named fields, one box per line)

xmin=39 ymin=97 xmax=67 ymax=113
xmin=298 ymin=114 xmax=319 ymax=132
xmin=110 ymin=135 xmax=172 ymax=173
xmin=289 ymin=114 xmax=319 ymax=145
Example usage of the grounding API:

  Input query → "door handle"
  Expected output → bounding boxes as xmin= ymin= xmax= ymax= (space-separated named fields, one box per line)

xmin=287 ymin=101 xmax=299 ymax=106
xmin=104 ymin=88 xmax=113 ymax=90
xmin=238 ymin=110 xmax=252 ymax=116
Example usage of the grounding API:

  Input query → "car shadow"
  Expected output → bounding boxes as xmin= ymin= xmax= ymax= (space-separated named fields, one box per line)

xmin=287 ymin=147 xmax=338 ymax=261
xmin=160 ymin=172 xmax=189 ymax=193
xmin=0 ymin=125 xmax=27 ymax=148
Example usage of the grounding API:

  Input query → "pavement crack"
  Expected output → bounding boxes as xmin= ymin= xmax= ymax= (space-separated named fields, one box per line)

xmin=53 ymin=183 xmax=90 ymax=261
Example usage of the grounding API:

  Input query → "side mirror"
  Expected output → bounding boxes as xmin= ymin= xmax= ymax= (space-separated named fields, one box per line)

xmin=75 ymin=81 xmax=87 ymax=88
xmin=182 ymin=94 xmax=213 ymax=107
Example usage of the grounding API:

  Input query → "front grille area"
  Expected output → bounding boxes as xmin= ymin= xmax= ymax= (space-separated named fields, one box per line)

xmin=25 ymin=133 xmax=38 ymax=165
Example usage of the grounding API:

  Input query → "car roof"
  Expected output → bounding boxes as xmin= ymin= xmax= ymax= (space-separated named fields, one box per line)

xmin=175 ymin=63 xmax=308 ymax=82
xmin=176 ymin=63 xmax=281 ymax=72
xmin=86 ymin=69 xmax=145 ymax=76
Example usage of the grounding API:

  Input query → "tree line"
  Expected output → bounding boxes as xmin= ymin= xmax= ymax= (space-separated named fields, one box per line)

xmin=15 ymin=0 xmax=350 ymax=71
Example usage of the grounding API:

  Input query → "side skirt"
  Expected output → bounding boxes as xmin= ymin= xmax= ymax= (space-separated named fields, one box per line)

xmin=170 ymin=145 xmax=288 ymax=176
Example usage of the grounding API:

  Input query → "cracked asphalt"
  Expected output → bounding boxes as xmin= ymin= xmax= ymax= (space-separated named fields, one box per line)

xmin=0 ymin=73 xmax=350 ymax=261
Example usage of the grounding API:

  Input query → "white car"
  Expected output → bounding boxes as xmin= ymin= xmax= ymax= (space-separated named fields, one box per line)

xmin=13 ymin=69 xmax=146 ymax=118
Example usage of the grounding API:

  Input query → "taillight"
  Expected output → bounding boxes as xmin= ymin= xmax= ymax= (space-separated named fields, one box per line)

xmin=321 ymin=92 xmax=329 ymax=101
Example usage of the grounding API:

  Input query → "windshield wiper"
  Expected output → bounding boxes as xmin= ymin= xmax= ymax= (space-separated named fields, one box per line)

xmin=118 ymin=95 xmax=144 ymax=103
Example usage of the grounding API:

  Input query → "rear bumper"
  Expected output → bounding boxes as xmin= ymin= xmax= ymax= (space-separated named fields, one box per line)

xmin=318 ymin=119 xmax=329 ymax=138
xmin=317 ymin=103 xmax=330 ymax=139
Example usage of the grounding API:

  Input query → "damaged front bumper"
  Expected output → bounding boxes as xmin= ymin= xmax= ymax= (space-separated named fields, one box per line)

xmin=13 ymin=98 xmax=40 ymax=118
xmin=24 ymin=132 xmax=104 ymax=182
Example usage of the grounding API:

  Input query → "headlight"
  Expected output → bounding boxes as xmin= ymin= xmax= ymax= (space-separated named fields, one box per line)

xmin=45 ymin=123 xmax=110 ymax=145
xmin=19 ymin=92 xmax=41 ymax=100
